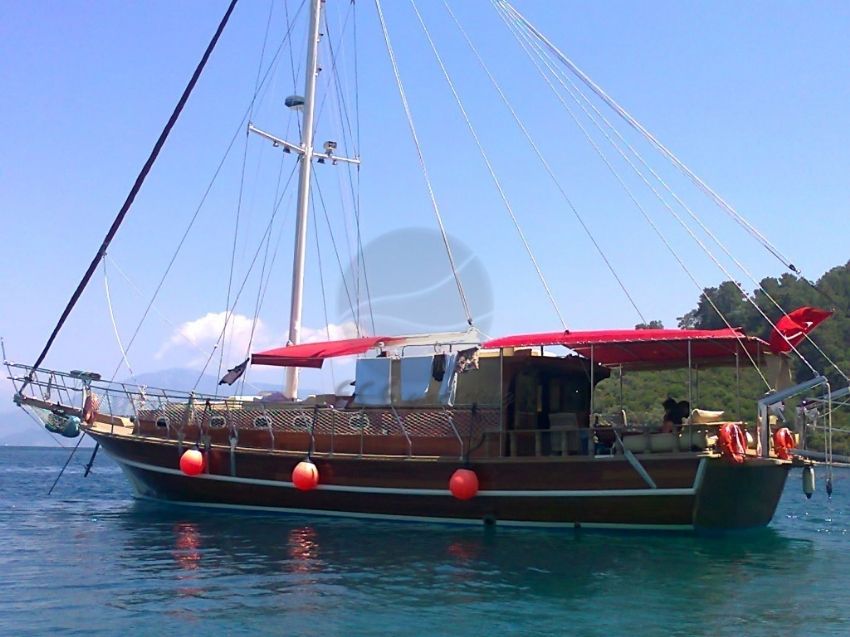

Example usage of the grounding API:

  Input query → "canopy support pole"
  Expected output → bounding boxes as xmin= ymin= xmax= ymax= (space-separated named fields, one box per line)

xmin=499 ymin=348 xmax=505 ymax=457
xmin=589 ymin=344 xmax=595 ymax=456
xmin=687 ymin=340 xmax=693 ymax=408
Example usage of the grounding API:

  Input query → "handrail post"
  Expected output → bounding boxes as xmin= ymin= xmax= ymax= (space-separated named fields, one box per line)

xmin=757 ymin=376 xmax=828 ymax=458
xmin=443 ymin=407 xmax=464 ymax=460
xmin=389 ymin=404 xmax=413 ymax=457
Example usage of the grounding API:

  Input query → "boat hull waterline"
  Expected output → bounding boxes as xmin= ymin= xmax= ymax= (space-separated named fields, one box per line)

xmin=91 ymin=430 xmax=791 ymax=531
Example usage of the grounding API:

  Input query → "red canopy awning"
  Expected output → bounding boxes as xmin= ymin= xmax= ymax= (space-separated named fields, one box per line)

xmin=482 ymin=328 xmax=769 ymax=370
xmin=252 ymin=336 xmax=401 ymax=368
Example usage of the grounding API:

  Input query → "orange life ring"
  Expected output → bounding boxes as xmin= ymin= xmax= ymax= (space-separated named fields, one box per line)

xmin=82 ymin=392 xmax=100 ymax=425
xmin=718 ymin=423 xmax=747 ymax=464
xmin=773 ymin=427 xmax=796 ymax=460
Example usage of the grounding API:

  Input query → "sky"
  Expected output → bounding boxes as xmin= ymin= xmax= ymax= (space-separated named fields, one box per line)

xmin=1 ymin=0 xmax=849 ymax=401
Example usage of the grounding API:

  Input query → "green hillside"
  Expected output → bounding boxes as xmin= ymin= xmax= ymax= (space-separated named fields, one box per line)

xmin=593 ymin=261 xmax=850 ymax=454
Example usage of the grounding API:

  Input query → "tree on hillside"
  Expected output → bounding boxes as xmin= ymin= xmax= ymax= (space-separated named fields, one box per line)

xmin=635 ymin=320 xmax=664 ymax=329
xmin=596 ymin=261 xmax=850 ymax=454
xmin=677 ymin=280 xmax=755 ymax=330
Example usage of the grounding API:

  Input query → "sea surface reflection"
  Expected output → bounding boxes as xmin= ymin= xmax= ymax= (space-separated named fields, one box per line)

xmin=0 ymin=448 xmax=848 ymax=637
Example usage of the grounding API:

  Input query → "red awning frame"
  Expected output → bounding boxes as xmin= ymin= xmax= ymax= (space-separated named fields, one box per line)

xmin=251 ymin=336 xmax=401 ymax=368
xmin=251 ymin=328 xmax=772 ymax=371
xmin=482 ymin=328 xmax=770 ymax=370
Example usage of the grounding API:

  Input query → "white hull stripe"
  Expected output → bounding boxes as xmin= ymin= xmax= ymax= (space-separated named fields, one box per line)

xmin=134 ymin=495 xmax=695 ymax=531
xmin=116 ymin=456 xmax=699 ymax=498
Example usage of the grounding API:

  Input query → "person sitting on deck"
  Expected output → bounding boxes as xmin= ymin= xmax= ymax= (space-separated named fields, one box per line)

xmin=661 ymin=398 xmax=690 ymax=433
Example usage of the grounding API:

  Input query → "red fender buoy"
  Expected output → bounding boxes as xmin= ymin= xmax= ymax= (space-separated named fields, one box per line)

xmin=449 ymin=468 xmax=479 ymax=500
xmin=82 ymin=392 xmax=100 ymax=425
xmin=773 ymin=427 xmax=796 ymax=460
xmin=180 ymin=449 xmax=205 ymax=476
xmin=292 ymin=460 xmax=319 ymax=491
xmin=718 ymin=423 xmax=746 ymax=464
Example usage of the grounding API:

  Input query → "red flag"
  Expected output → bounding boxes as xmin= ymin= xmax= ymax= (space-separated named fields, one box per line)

xmin=769 ymin=306 xmax=833 ymax=353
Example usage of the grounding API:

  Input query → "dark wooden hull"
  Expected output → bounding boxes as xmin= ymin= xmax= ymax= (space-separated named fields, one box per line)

xmin=88 ymin=429 xmax=791 ymax=531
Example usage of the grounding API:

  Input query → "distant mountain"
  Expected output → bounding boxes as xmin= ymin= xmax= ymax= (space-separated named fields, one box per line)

xmin=0 ymin=407 xmax=94 ymax=447
xmin=124 ymin=368 xmax=235 ymax=396
xmin=123 ymin=368 xmax=319 ymax=398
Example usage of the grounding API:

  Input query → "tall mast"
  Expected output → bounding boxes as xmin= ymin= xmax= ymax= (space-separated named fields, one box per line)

xmin=248 ymin=0 xmax=359 ymax=398
xmin=285 ymin=0 xmax=323 ymax=399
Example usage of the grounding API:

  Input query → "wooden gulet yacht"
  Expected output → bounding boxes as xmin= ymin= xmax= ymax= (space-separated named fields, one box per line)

xmin=7 ymin=0 xmax=838 ymax=531
xmin=9 ymin=326 xmax=822 ymax=530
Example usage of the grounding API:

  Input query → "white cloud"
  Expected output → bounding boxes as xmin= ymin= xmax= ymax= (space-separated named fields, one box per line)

xmin=157 ymin=314 xmax=362 ymax=369
xmin=157 ymin=311 xmax=269 ymax=366
xmin=299 ymin=321 xmax=360 ymax=344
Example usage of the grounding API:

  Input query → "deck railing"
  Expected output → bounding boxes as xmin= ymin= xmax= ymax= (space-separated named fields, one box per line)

xmin=7 ymin=363 xmax=747 ymax=459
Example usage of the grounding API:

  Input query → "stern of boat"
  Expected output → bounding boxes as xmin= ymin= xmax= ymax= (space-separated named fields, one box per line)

xmin=692 ymin=456 xmax=792 ymax=530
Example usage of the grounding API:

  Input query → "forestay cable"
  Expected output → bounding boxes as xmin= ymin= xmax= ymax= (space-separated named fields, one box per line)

xmin=496 ymin=6 xmax=773 ymax=385
xmin=498 ymin=0 xmax=800 ymax=277
xmin=107 ymin=1 xmax=307 ymax=382
xmin=500 ymin=4 xmax=824 ymax=379
xmin=22 ymin=0 xmax=240 ymax=392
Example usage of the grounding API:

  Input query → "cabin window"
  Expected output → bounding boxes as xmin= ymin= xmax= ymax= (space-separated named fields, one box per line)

xmin=254 ymin=416 xmax=270 ymax=429
xmin=549 ymin=378 xmax=589 ymax=413
xmin=210 ymin=416 xmax=226 ymax=428
xmin=515 ymin=372 xmax=540 ymax=414
xmin=156 ymin=416 xmax=169 ymax=429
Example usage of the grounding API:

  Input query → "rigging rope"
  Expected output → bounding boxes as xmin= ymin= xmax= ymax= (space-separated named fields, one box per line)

xmin=352 ymin=0 xmax=375 ymax=334
xmin=105 ymin=1 xmax=306 ymax=382
xmin=352 ymin=2 xmax=375 ymax=334
xmin=240 ymin=160 xmax=300 ymax=394
xmin=193 ymin=162 xmax=301 ymax=392
xmin=314 ymin=4 xmax=358 ymax=275
xmin=444 ymin=0 xmax=646 ymax=325
xmin=217 ymin=125 xmax=250 ymax=396
xmin=222 ymin=0 xmax=278 ymax=379
xmin=323 ymin=5 xmax=365 ymax=333
xmin=496 ymin=6 xmax=773 ymax=387
xmin=312 ymin=171 xmax=358 ymax=322
xmin=500 ymin=3 xmax=832 ymax=382
xmin=374 ymin=0 xmax=474 ymax=326
xmin=498 ymin=0 xmax=801 ymax=277
xmin=102 ymin=260 xmax=134 ymax=377
xmin=107 ymin=257 xmax=249 ymax=377
xmin=285 ymin=0 xmax=304 ymax=139
xmin=47 ymin=433 xmax=87 ymax=496
xmin=312 ymin=197 xmax=337 ymax=388
xmin=411 ymin=0 xmax=567 ymax=331
xmin=22 ymin=0 xmax=240 ymax=393
xmin=536 ymin=43 xmax=847 ymax=380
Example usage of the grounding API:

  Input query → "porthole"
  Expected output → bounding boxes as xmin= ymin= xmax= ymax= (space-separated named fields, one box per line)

xmin=254 ymin=416 xmax=271 ymax=428
xmin=349 ymin=413 xmax=370 ymax=431
xmin=293 ymin=414 xmax=312 ymax=430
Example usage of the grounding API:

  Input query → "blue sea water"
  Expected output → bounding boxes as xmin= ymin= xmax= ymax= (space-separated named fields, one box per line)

xmin=0 ymin=446 xmax=848 ymax=637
